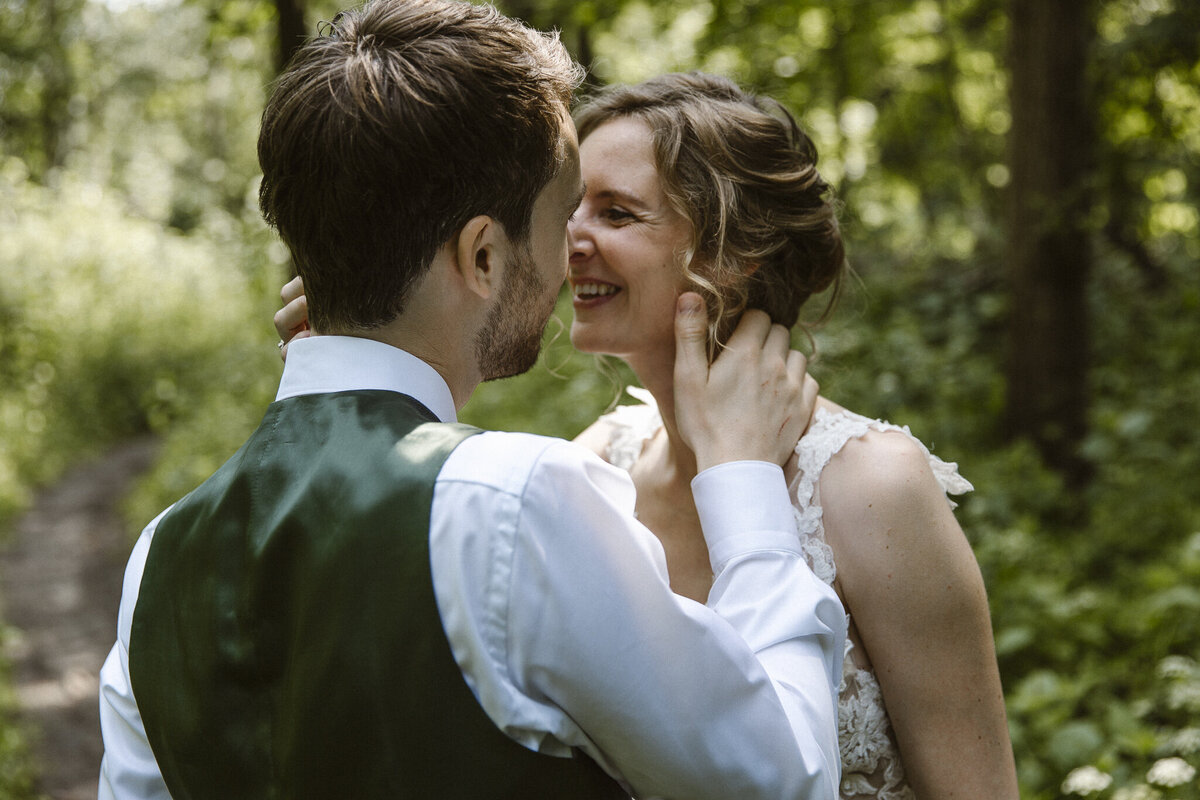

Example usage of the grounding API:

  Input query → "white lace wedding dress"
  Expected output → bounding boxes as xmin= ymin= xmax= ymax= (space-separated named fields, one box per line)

xmin=598 ymin=391 xmax=973 ymax=800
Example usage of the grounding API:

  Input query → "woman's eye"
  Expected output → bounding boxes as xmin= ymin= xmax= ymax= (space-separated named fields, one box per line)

xmin=604 ymin=208 xmax=635 ymax=223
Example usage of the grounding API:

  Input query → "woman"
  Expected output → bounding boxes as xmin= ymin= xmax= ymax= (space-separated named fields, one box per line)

xmin=276 ymin=72 xmax=1018 ymax=799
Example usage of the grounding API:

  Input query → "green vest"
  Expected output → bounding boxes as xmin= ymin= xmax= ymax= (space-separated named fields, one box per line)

xmin=130 ymin=391 xmax=626 ymax=799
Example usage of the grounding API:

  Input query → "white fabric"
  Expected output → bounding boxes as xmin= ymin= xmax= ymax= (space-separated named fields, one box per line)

xmin=601 ymin=398 xmax=974 ymax=800
xmin=99 ymin=335 xmax=847 ymax=800
xmin=98 ymin=510 xmax=173 ymax=800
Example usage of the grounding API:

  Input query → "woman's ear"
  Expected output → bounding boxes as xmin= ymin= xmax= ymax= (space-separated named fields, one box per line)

xmin=454 ymin=215 xmax=508 ymax=300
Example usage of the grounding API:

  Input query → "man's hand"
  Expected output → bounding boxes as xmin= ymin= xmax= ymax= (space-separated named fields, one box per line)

xmin=673 ymin=292 xmax=818 ymax=472
xmin=273 ymin=276 xmax=311 ymax=361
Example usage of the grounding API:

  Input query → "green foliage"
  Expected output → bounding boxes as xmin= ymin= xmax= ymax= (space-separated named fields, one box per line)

xmin=0 ymin=631 xmax=41 ymax=800
xmin=0 ymin=152 xmax=280 ymax=786
xmin=0 ymin=0 xmax=288 ymax=533
xmin=804 ymin=238 xmax=1199 ymax=800
xmin=803 ymin=230 xmax=1200 ymax=799
xmin=1 ymin=0 xmax=1198 ymax=795
xmin=0 ymin=160 xmax=282 ymax=529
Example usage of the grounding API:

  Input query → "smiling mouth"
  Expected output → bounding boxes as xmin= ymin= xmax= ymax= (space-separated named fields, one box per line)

xmin=572 ymin=282 xmax=621 ymax=302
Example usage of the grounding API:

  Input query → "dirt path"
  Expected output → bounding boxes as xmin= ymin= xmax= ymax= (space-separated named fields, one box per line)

xmin=0 ymin=439 xmax=158 ymax=800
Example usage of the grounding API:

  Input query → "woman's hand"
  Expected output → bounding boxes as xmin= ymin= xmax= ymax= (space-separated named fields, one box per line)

xmin=274 ymin=276 xmax=311 ymax=360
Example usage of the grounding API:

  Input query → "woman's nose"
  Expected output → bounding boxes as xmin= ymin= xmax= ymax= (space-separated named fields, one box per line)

xmin=568 ymin=216 xmax=593 ymax=261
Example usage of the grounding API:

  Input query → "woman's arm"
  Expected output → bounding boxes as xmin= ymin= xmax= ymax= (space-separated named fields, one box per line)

xmin=819 ymin=430 xmax=1019 ymax=799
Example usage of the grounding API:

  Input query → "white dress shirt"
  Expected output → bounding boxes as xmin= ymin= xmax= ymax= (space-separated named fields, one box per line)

xmin=99 ymin=335 xmax=846 ymax=800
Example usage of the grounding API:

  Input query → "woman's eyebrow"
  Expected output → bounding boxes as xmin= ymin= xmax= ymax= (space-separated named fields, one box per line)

xmin=594 ymin=187 xmax=649 ymax=208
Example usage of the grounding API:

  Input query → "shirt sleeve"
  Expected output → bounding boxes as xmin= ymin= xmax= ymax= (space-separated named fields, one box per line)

xmin=98 ymin=512 xmax=172 ymax=800
xmin=431 ymin=434 xmax=846 ymax=800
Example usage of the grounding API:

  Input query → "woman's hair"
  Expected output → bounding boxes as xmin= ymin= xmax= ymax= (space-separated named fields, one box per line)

xmin=574 ymin=72 xmax=846 ymax=351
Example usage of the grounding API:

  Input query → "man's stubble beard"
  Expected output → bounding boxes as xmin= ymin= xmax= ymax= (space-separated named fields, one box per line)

xmin=474 ymin=242 xmax=557 ymax=382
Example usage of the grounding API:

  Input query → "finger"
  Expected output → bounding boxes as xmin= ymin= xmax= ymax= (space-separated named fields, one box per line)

xmin=788 ymin=351 xmax=820 ymax=434
xmin=280 ymin=275 xmax=305 ymax=304
xmin=763 ymin=323 xmax=791 ymax=360
xmin=786 ymin=348 xmax=809 ymax=381
xmin=273 ymin=295 xmax=309 ymax=340
xmin=673 ymin=292 xmax=710 ymax=392
xmin=800 ymin=375 xmax=820 ymax=434
xmin=723 ymin=308 xmax=772 ymax=351
xmin=278 ymin=329 xmax=312 ymax=363
xmin=801 ymin=372 xmax=819 ymax=409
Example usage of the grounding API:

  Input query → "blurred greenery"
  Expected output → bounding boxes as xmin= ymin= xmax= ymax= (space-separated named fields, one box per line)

xmin=1 ymin=0 xmax=1198 ymax=796
xmin=0 ymin=632 xmax=39 ymax=800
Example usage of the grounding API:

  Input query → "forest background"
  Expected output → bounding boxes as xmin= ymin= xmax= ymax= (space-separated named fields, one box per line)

xmin=1 ymin=0 xmax=1197 ymax=797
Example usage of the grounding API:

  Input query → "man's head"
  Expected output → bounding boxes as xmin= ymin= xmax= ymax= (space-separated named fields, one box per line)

xmin=258 ymin=0 xmax=584 ymax=334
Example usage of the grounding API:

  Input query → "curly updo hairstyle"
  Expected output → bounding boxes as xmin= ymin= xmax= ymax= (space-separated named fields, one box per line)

xmin=574 ymin=72 xmax=846 ymax=350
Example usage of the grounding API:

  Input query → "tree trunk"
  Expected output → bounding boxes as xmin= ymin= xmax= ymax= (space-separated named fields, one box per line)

xmin=1004 ymin=0 xmax=1094 ymax=490
xmin=38 ymin=0 xmax=72 ymax=173
xmin=275 ymin=0 xmax=307 ymax=74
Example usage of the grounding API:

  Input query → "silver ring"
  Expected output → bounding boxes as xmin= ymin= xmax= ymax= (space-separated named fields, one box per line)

xmin=277 ymin=339 xmax=285 ymax=350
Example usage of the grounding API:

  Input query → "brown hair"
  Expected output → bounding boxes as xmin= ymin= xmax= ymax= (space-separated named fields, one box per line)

xmin=574 ymin=72 xmax=846 ymax=349
xmin=258 ymin=0 xmax=583 ymax=332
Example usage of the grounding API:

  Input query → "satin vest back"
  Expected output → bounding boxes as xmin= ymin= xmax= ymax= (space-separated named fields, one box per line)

xmin=129 ymin=390 xmax=626 ymax=799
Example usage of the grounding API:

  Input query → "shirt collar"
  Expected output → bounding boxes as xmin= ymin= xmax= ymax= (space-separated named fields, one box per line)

xmin=275 ymin=335 xmax=458 ymax=423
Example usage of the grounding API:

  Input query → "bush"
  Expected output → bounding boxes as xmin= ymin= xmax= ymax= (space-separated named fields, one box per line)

xmin=807 ymin=252 xmax=1200 ymax=799
xmin=0 ymin=159 xmax=282 ymax=530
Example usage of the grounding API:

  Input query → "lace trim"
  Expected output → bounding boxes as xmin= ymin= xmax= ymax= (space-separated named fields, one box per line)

xmin=791 ymin=407 xmax=974 ymax=587
xmin=602 ymin=387 xmax=661 ymax=471
xmin=839 ymin=650 xmax=917 ymax=799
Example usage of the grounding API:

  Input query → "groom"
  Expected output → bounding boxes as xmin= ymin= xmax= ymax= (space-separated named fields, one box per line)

xmin=98 ymin=1 xmax=845 ymax=798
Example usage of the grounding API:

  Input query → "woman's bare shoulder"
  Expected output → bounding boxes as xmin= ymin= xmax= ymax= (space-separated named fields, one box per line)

xmin=828 ymin=425 xmax=932 ymax=491
xmin=814 ymin=407 xmax=963 ymax=566
xmin=812 ymin=400 xmax=933 ymax=494
xmin=573 ymin=418 xmax=618 ymax=462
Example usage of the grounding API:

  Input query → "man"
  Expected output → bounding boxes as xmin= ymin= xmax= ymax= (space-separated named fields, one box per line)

xmin=98 ymin=1 xmax=846 ymax=797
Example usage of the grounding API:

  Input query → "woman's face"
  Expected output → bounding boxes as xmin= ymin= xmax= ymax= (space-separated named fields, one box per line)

xmin=567 ymin=117 xmax=693 ymax=362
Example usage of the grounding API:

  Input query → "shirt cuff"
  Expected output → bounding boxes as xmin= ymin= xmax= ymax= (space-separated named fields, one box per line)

xmin=691 ymin=461 xmax=800 ymax=572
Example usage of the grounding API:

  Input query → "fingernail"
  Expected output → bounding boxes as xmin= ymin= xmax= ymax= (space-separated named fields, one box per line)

xmin=678 ymin=294 xmax=700 ymax=314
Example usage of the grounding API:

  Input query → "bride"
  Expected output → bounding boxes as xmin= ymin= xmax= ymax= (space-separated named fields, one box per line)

xmin=277 ymin=72 xmax=1019 ymax=800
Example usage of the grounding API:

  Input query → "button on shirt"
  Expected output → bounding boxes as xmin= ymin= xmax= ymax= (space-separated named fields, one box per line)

xmin=99 ymin=335 xmax=846 ymax=800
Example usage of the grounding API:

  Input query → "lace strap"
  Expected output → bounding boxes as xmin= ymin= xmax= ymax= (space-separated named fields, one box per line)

xmin=598 ymin=387 xmax=662 ymax=471
xmin=794 ymin=408 xmax=974 ymax=511
xmin=791 ymin=407 xmax=974 ymax=588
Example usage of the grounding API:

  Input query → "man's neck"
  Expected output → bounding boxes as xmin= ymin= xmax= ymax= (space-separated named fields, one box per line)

xmin=380 ymin=332 xmax=479 ymax=413
xmin=314 ymin=243 xmax=489 ymax=412
xmin=322 ymin=323 xmax=480 ymax=412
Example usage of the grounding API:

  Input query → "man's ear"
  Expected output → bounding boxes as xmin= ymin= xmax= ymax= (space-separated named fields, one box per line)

xmin=454 ymin=215 xmax=508 ymax=301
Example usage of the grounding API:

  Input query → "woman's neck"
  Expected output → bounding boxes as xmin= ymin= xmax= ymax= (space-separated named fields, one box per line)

xmin=625 ymin=350 xmax=699 ymax=481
